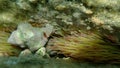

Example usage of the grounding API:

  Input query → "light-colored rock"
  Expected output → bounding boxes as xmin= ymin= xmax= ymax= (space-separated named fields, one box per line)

xmin=8 ymin=23 xmax=54 ymax=52
xmin=19 ymin=49 xmax=32 ymax=57
xmin=16 ymin=0 xmax=32 ymax=10
xmin=7 ymin=31 xmax=25 ymax=48
xmin=35 ymin=47 xmax=46 ymax=56
xmin=26 ymin=24 xmax=54 ymax=51
xmin=8 ymin=23 xmax=34 ymax=48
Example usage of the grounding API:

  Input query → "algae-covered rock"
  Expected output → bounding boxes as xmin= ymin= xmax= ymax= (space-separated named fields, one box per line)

xmin=8 ymin=23 xmax=34 ymax=48
xmin=92 ymin=10 xmax=120 ymax=28
xmin=19 ymin=49 xmax=32 ymax=57
xmin=81 ymin=0 xmax=120 ymax=11
xmin=26 ymin=24 xmax=54 ymax=51
xmin=8 ymin=23 xmax=54 ymax=52
xmin=1 ymin=0 xmax=120 ymax=65
xmin=35 ymin=47 xmax=46 ymax=57
xmin=16 ymin=0 xmax=39 ymax=10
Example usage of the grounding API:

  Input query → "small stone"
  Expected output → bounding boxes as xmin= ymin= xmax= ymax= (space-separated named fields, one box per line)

xmin=16 ymin=0 xmax=32 ymax=10
xmin=19 ymin=49 xmax=32 ymax=57
xmin=73 ymin=12 xmax=81 ymax=19
xmin=91 ymin=17 xmax=104 ymax=26
xmin=55 ymin=5 xmax=67 ymax=11
xmin=35 ymin=47 xmax=46 ymax=56
xmin=29 ymin=0 xmax=38 ymax=3
xmin=86 ymin=26 xmax=91 ymax=30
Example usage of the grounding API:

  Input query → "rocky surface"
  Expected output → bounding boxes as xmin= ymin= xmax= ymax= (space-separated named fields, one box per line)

xmin=8 ymin=23 xmax=54 ymax=56
xmin=0 ymin=0 xmax=120 ymax=65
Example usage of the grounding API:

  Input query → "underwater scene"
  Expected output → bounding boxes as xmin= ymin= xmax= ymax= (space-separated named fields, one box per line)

xmin=0 ymin=0 xmax=120 ymax=68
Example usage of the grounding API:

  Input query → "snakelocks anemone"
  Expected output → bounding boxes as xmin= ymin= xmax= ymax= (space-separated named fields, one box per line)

xmin=47 ymin=31 xmax=120 ymax=64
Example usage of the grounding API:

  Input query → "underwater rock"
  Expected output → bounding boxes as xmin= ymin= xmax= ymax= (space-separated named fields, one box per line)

xmin=16 ymin=0 xmax=32 ymax=10
xmin=8 ymin=23 xmax=54 ymax=52
xmin=81 ymin=0 xmax=120 ymax=11
xmin=19 ymin=49 xmax=32 ymax=57
xmin=26 ymin=24 xmax=54 ymax=51
xmin=92 ymin=10 xmax=120 ymax=28
xmin=91 ymin=17 xmax=104 ymax=26
xmin=29 ymin=0 xmax=38 ymax=3
xmin=35 ymin=47 xmax=46 ymax=57
xmin=16 ymin=0 xmax=39 ymax=11
xmin=8 ymin=23 xmax=34 ymax=48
